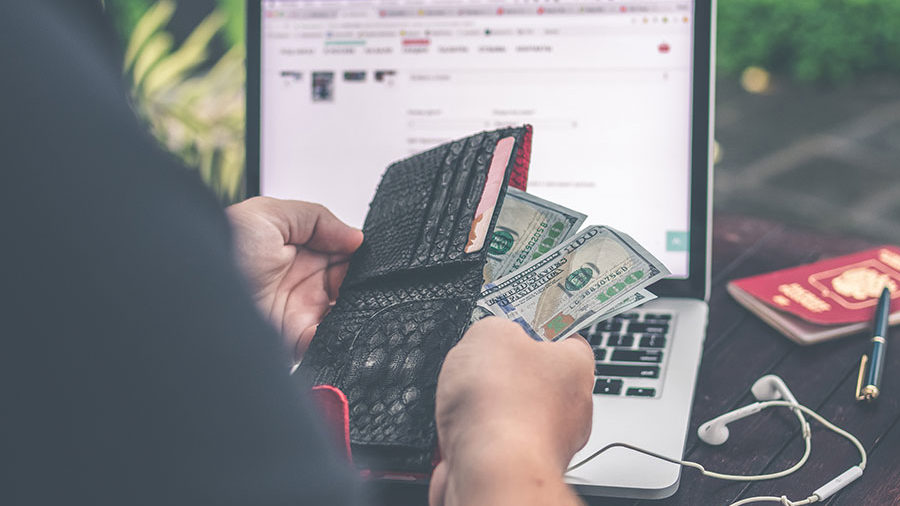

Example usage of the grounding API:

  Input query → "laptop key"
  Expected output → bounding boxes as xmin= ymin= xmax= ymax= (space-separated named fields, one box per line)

xmin=592 ymin=347 xmax=607 ymax=361
xmin=628 ymin=322 xmax=669 ymax=334
xmin=640 ymin=335 xmax=667 ymax=348
xmin=643 ymin=313 xmax=672 ymax=321
xmin=597 ymin=320 xmax=623 ymax=332
xmin=593 ymin=378 xmax=623 ymax=395
xmin=626 ymin=387 xmax=656 ymax=397
xmin=595 ymin=364 xmax=660 ymax=378
xmin=620 ymin=313 xmax=640 ymax=320
xmin=606 ymin=334 xmax=634 ymax=347
xmin=611 ymin=349 xmax=663 ymax=363
xmin=589 ymin=333 xmax=605 ymax=346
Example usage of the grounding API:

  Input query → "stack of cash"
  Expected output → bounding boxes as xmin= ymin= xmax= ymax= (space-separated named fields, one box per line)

xmin=474 ymin=188 xmax=671 ymax=342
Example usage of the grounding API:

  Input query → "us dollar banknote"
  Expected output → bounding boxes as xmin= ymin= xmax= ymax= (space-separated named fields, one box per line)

xmin=473 ymin=289 xmax=657 ymax=330
xmin=477 ymin=226 xmax=670 ymax=341
xmin=483 ymin=188 xmax=586 ymax=283
xmin=581 ymin=289 xmax=656 ymax=330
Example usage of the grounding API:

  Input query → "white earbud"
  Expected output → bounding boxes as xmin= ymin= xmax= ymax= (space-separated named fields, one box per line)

xmin=751 ymin=374 xmax=811 ymax=437
xmin=698 ymin=375 xmax=810 ymax=446
xmin=697 ymin=402 xmax=764 ymax=445
xmin=751 ymin=374 xmax=798 ymax=403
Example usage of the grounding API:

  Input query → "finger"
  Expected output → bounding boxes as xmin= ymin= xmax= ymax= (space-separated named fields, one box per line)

xmin=428 ymin=461 xmax=449 ymax=506
xmin=561 ymin=333 xmax=592 ymax=355
xmin=267 ymin=199 xmax=364 ymax=253
xmin=550 ymin=335 xmax=594 ymax=453
xmin=325 ymin=258 xmax=351 ymax=302
xmin=557 ymin=334 xmax=595 ymax=379
xmin=465 ymin=316 xmax=527 ymax=343
xmin=295 ymin=324 xmax=319 ymax=362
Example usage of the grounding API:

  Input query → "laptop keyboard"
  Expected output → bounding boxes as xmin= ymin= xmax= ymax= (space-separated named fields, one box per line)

xmin=585 ymin=311 xmax=675 ymax=399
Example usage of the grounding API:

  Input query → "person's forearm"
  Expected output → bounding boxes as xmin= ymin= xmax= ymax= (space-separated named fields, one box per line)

xmin=443 ymin=430 xmax=584 ymax=506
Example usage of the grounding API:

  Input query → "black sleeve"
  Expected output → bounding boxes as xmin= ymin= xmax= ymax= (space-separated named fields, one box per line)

xmin=2 ymin=3 xmax=363 ymax=505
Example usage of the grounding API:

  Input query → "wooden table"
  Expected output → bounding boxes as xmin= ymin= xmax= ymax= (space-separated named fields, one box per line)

xmin=372 ymin=215 xmax=900 ymax=505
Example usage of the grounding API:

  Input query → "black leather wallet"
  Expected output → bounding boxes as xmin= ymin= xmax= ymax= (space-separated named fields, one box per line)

xmin=297 ymin=125 xmax=533 ymax=475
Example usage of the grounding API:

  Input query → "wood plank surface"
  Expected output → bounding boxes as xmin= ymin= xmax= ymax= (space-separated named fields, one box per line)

xmin=639 ymin=217 xmax=881 ymax=506
xmin=373 ymin=215 xmax=899 ymax=505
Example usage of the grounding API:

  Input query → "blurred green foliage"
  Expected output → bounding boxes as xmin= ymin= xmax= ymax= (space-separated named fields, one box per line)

xmin=717 ymin=0 xmax=900 ymax=82
xmin=106 ymin=0 xmax=243 ymax=45
xmin=217 ymin=0 xmax=246 ymax=47
xmin=107 ymin=0 xmax=246 ymax=204
xmin=104 ymin=0 xmax=153 ymax=44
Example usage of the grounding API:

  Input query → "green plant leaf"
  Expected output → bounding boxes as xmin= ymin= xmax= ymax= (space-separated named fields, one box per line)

xmin=141 ymin=10 xmax=226 ymax=96
xmin=216 ymin=0 xmax=245 ymax=47
xmin=105 ymin=0 xmax=154 ymax=46
xmin=123 ymin=0 xmax=176 ymax=72
xmin=121 ymin=1 xmax=249 ymax=204
xmin=131 ymin=31 xmax=174 ymax=90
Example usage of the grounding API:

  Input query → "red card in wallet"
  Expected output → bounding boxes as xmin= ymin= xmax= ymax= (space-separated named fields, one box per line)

xmin=728 ymin=246 xmax=900 ymax=344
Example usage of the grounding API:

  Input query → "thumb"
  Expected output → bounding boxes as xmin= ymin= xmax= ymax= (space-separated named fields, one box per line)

xmin=266 ymin=199 xmax=364 ymax=253
xmin=428 ymin=461 xmax=449 ymax=506
xmin=294 ymin=324 xmax=319 ymax=362
xmin=557 ymin=334 xmax=595 ymax=380
xmin=558 ymin=334 xmax=593 ymax=361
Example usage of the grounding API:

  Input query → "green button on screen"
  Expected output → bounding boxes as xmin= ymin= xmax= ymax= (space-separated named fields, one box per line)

xmin=666 ymin=231 xmax=689 ymax=252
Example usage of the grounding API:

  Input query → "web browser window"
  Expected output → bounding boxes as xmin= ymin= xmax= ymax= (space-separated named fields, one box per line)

xmin=260 ymin=0 xmax=695 ymax=277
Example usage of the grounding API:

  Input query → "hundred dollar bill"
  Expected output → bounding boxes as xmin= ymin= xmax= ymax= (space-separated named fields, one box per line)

xmin=477 ymin=226 xmax=670 ymax=342
xmin=471 ymin=288 xmax=656 ymax=330
xmin=483 ymin=188 xmax=586 ymax=283
xmin=578 ymin=289 xmax=656 ymax=332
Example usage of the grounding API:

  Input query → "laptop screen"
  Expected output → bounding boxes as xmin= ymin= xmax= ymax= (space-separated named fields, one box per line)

xmin=258 ymin=0 xmax=697 ymax=279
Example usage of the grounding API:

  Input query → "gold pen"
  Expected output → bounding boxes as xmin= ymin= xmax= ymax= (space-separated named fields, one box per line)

xmin=856 ymin=287 xmax=891 ymax=402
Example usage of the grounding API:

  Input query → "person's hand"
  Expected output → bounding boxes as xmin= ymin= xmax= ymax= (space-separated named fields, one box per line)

xmin=430 ymin=317 xmax=594 ymax=506
xmin=226 ymin=197 xmax=363 ymax=360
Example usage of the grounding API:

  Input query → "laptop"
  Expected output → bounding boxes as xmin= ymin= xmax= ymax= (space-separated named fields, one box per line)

xmin=246 ymin=0 xmax=715 ymax=498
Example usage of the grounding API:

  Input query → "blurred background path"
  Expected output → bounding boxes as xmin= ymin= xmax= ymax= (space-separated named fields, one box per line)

xmin=715 ymin=75 xmax=900 ymax=243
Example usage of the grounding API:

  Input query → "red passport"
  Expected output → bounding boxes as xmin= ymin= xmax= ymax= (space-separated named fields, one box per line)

xmin=727 ymin=246 xmax=900 ymax=344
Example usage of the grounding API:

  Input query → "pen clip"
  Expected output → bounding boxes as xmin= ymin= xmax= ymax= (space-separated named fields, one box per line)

xmin=855 ymin=354 xmax=869 ymax=402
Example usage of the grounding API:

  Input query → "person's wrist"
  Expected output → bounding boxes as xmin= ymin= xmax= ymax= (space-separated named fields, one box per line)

xmin=442 ymin=425 xmax=577 ymax=506
xmin=448 ymin=420 xmax=568 ymax=470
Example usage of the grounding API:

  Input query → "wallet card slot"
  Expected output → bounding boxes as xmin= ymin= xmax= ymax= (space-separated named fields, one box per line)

xmin=449 ymin=130 xmax=507 ymax=261
xmin=413 ymin=131 xmax=497 ymax=268
xmin=412 ymin=133 xmax=483 ymax=268
xmin=342 ymin=148 xmax=445 ymax=285
xmin=344 ymin=127 xmax=528 ymax=287
xmin=414 ymin=129 xmax=523 ymax=269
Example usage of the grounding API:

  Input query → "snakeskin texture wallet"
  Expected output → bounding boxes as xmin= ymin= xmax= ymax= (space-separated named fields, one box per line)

xmin=296 ymin=125 xmax=532 ymax=476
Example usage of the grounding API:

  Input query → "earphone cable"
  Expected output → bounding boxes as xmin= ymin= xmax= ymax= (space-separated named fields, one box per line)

xmin=567 ymin=400 xmax=812 ymax=480
xmin=565 ymin=400 xmax=867 ymax=506
xmin=728 ymin=494 xmax=818 ymax=506
xmin=566 ymin=436 xmax=811 ymax=481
